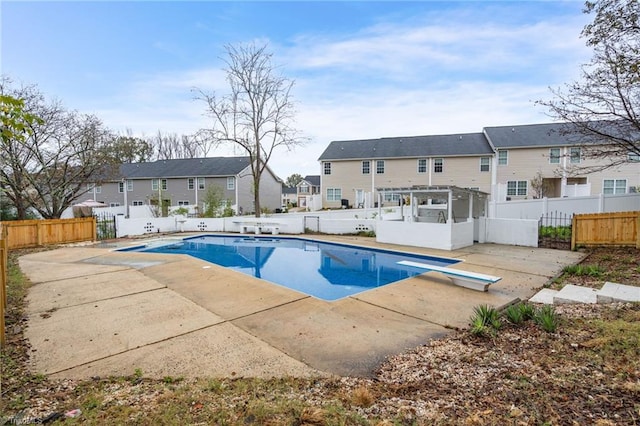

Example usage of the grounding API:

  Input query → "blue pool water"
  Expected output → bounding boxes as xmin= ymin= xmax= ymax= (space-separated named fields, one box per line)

xmin=125 ymin=235 xmax=460 ymax=301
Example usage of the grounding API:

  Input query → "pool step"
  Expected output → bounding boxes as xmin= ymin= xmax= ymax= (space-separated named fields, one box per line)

xmin=530 ymin=282 xmax=639 ymax=305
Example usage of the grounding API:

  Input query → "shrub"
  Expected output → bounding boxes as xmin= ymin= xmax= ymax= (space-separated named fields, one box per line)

xmin=534 ymin=305 xmax=559 ymax=333
xmin=470 ymin=304 xmax=501 ymax=336
xmin=519 ymin=303 xmax=536 ymax=321
xmin=505 ymin=304 xmax=524 ymax=325
xmin=562 ymin=264 xmax=604 ymax=277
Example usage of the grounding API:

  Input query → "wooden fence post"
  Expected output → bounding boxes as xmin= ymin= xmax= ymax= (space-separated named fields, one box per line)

xmin=0 ymin=226 xmax=8 ymax=347
xmin=637 ymin=214 xmax=640 ymax=249
xmin=571 ymin=215 xmax=577 ymax=251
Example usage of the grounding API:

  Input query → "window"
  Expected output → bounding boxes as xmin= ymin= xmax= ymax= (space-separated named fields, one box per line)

xmin=118 ymin=182 xmax=124 ymax=193
xmin=153 ymin=179 xmax=167 ymax=190
xmin=300 ymin=183 xmax=309 ymax=193
xmin=549 ymin=148 xmax=560 ymax=164
xmin=362 ymin=161 xmax=370 ymax=174
xmin=197 ymin=177 xmax=205 ymax=190
xmin=498 ymin=150 xmax=508 ymax=165
xmin=570 ymin=147 xmax=581 ymax=163
xmin=507 ymin=180 xmax=527 ymax=196
xmin=383 ymin=193 xmax=401 ymax=202
xmin=628 ymin=152 xmax=640 ymax=162
xmin=109 ymin=202 xmax=120 ymax=207
xmin=178 ymin=200 xmax=190 ymax=206
xmin=603 ymin=179 xmax=627 ymax=194
xmin=326 ymin=188 xmax=342 ymax=201
xmin=188 ymin=178 xmax=195 ymax=190
xmin=132 ymin=200 xmax=144 ymax=206
xmin=227 ymin=176 xmax=235 ymax=190
xmin=480 ymin=157 xmax=490 ymax=172
xmin=417 ymin=159 xmax=427 ymax=173
xmin=376 ymin=160 xmax=385 ymax=174
xmin=323 ymin=162 xmax=331 ymax=175
xmin=433 ymin=158 xmax=443 ymax=173
xmin=87 ymin=183 xmax=101 ymax=194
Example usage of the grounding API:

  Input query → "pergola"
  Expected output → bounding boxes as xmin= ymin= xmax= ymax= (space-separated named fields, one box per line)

xmin=375 ymin=185 xmax=490 ymax=223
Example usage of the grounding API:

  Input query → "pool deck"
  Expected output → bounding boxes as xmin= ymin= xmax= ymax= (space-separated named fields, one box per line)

xmin=20 ymin=234 xmax=585 ymax=379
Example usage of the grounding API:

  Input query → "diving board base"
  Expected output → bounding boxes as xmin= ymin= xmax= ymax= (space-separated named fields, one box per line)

xmin=397 ymin=260 xmax=501 ymax=292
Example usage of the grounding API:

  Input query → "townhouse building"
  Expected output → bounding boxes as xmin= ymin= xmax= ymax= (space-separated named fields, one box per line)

xmin=318 ymin=133 xmax=494 ymax=208
xmin=484 ymin=123 xmax=638 ymax=199
xmin=318 ymin=122 xmax=639 ymax=208
xmin=86 ymin=156 xmax=283 ymax=216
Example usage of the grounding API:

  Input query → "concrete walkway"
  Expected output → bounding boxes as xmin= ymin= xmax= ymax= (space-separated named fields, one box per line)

xmin=21 ymin=235 xmax=585 ymax=379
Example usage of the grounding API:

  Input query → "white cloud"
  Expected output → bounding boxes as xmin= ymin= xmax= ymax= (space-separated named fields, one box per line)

xmin=90 ymin=4 xmax=593 ymax=179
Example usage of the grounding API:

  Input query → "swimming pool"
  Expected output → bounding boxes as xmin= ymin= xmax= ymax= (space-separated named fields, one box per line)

xmin=123 ymin=235 xmax=460 ymax=301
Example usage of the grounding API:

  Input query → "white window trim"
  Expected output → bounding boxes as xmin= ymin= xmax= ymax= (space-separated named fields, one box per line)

xmin=603 ymin=178 xmax=627 ymax=194
xmin=480 ymin=157 xmax=490 ymax=172
xmin=376 ymin=160 xmax=385 ymax=174
xmin=570 ymin=147 xmax=581 ymax=164
xmin=498 ymin=150 xmax=508 ymax=166
xmin=433 ymin=158 xmax=444 ymax=173
xmin=417 ymin=159 xmax=427 ymax=174
xmin=326 ymin=187 xmax=342 ymax=201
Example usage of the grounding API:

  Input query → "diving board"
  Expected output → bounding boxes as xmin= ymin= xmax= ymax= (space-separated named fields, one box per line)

xmin=397 ymin=260 xmax=501 ymax=292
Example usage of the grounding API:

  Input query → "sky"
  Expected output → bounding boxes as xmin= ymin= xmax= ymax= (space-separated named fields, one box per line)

xmin=2 ymin=1 xmax=594 ymax=179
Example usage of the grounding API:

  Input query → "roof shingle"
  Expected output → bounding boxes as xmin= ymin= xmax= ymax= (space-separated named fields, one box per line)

xmin=317 ymin=133 xmax=493 ymax=161
xmin=119 ymin=157 xmax=251 ymax=179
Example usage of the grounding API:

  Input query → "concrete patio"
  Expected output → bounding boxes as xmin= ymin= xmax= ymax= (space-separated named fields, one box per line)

xmin=20 ymin=235 xmax=585 ymax=379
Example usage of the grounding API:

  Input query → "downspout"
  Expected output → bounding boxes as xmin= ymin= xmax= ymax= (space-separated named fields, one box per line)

xmin=371 ymin=159 xmax=375 ymax=208
xmin=195 ymin=177 xmax=198 ymax=213
xmin=235 ymin=174 xmax=239 ymax=215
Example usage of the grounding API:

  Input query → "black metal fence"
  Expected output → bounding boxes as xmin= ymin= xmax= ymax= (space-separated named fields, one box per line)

xmin=95 ymin=212 xmax=117 ymax=240
xmin=538 ymin=211 xmax=572 ymax=249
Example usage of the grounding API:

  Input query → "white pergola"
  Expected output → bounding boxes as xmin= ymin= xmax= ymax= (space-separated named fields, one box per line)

xmin=375 ymin=185 xmax=490 ymax=223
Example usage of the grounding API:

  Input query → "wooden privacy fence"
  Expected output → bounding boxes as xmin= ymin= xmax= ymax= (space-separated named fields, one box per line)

xmin=1 ymin=225 xmax=8 ymax=346
xmin=0 ymin=217 xmax=97 ymax=249
xmin=571 ymin=211 xmax=640 ymax=250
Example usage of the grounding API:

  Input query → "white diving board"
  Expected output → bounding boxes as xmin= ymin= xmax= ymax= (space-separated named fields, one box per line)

xmin=397 ymin=260 xmax=501 ymax=292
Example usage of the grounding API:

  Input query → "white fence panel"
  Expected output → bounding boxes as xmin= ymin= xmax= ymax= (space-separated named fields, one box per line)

xmin=320 ymin=219 xmax=376 ymax=235
xmin=492 ymin=193 xmax=640 ymax=220
xmin=477 ymin=218 xmax=538 ymax=247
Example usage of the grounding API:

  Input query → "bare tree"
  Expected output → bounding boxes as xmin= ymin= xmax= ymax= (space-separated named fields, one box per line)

xmin=150 ymin=131 xmax=205 ymax=160
xmin=538 ymin=0 xmax=640 ymax=173
xmin=196 ymin=43 xmax=306 ymax=216
xmin=1 ymin=78 xmax=115 ymax=218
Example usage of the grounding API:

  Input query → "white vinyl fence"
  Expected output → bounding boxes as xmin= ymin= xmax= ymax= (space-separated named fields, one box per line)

xmin=490 ymin=193 xmax=640 ymax=220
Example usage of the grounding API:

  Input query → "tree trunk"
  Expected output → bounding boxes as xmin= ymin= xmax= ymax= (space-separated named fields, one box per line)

xmin=253 ymin=172 xmax=261 ymax=217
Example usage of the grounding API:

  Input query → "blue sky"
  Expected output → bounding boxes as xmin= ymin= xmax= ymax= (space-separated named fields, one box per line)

xmin=2 ymin=1 xmax=592 ymax=178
